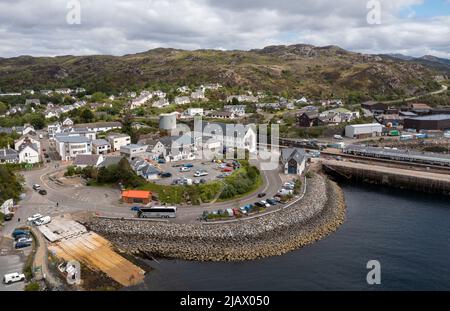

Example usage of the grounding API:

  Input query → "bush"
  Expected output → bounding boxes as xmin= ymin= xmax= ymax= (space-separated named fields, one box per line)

xmin=24 ymin=282 xmax=40 ymax=291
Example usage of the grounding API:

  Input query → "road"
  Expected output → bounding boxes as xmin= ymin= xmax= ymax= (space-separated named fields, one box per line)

xmin=379 ymin=84 xmax=448 ymax=104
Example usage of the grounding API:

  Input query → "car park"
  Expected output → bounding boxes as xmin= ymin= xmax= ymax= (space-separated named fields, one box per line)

xmin=3 ymin=273 xmax=25 ymax=285
xmin=27 ymin=214 xmax=43 ymax=223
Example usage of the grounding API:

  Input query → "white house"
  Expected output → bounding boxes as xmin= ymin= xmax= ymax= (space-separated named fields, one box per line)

xmin=281 ymin=148 xmax=307 ymax=175
xmin=120 ymin=144 xmax=148 ymax=160
xmin=18 ymin=144 xmax=40 ymax=164
xmin=71 ymin=121 xmax=122 ymax=133
xmin=15 ymin=136 xmax=41 ymax=152
xmin=130 ymin=91 xmax=153 ymax=109
xmin=129 ymin=158 xmax=161 ymax=181
xmin=174 ymin=96 xmax=191 ymax=105
xmin=191 ymin=90 xmax=206 ymax=100
xmin=226 ymin=95 xmax=258 ymax=103
xmin=92 ymin=139 xmax=111 ymax=155
xmin=208 ymin=111 xmax=236 ymax=119
xmin=146 ymin=135 xmax=196 ymax=163
xmin=177 ymin=86 xmax=190 ymax=93
xmin=107 ymin=133 xmax=131 ymax=151
xmin=194 ymin=121 xmax=257 ymax=153
xmin=62 ymin=118 xmax=74 ymax=127
xmin=152 ymin=98 xmax=170 ymax=108
xmin=224 ymin=105 xmax=246 ymax=116
xmin=55 ymin=88 xmax=72 ymax=95
xmin=184 ymin=108 xmax=204 ymax=117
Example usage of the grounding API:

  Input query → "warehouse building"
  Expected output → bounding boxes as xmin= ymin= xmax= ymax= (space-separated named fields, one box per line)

xmin=345 ymin=123 xmax=383 ymax=139
xmin=404 ymin=114 xmax=450 ymax=131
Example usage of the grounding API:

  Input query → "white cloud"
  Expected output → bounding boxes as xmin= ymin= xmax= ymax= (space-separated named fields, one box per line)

xmin=0 ymin=0 xmax=448 ymax=58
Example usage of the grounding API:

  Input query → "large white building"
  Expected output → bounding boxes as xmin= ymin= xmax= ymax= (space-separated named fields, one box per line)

xmin=54 ymin=135 xmax=92 ymax=161
xmin=107 ymin=133 xmax=131 ymax=151
xmin=345 ymin=123 xmax=383 ymax=139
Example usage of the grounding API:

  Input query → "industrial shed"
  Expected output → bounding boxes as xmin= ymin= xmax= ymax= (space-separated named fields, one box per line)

xmin=404 ymin=114 xmax=450 ymax=131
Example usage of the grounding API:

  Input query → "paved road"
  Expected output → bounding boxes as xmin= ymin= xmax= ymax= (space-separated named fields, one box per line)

xmin=9 ymin=157 xmax=284 ymax=226
xmin=379 ymin=84 xmax=448 ymax=104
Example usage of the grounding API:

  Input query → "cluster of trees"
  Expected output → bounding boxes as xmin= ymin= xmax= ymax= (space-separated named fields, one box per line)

xmin=0 ymin=132 xmax=19 ymax=148
xmin=68 ymin=158 xmax=144 ymax=188
xmin=219 ymin=161 xmax=261 ymax=200
xmin=0 ymin=165 xmax=23 ymax=204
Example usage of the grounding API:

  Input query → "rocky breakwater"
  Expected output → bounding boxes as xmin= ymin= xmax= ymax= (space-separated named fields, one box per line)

xmin=87 ymin=174 xmax=346 ymax=261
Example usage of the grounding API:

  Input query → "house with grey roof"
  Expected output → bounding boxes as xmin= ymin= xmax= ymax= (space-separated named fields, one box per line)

xmin=280 ymin=148 xmax=308 ymax=175
xmin=92 ymin=139 xmax=111 ymax=155
xmin=73 ymin=154 xmax=104 ymax=168
xmin=129 ymin=158 xmax=161 ymax=180
xmin=54 ymin=134 xmax=92 ymax=161
xmin=0 ymin=148 xmax=19 ymax=164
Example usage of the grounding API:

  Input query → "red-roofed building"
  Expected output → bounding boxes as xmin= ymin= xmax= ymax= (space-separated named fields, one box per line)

xmin=121 ymin=190 xmax=152 ymax=204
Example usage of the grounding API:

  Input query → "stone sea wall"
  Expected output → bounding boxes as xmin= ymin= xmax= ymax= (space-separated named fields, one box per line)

xmin=87 ymin=174 xmax=346 ymax=261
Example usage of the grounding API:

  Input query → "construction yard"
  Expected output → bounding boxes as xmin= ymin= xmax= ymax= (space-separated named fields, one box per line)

xmin=40 ymin=216 xmax=145 ymax=287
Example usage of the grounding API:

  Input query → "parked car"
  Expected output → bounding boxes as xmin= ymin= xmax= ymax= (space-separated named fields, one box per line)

xmin=34 ymin=216 xmax=51 ymax=226
xmin=160 ymin=172 xmax=172 ymax=178
xmin=183 ymin=163 xmax=194 ymax=168
xmin=27 ymin=214 xmax=43 ymax=223
xmin=17 ymin=237 xmax=33 ymax=244
xmin=14 ymin=234 xmax=30 ymax=241
xmin=254 ymin=202 xmax=265 ymax=208
xmin=130 ymin=206 xmax=141 ymax=212
xmin=260 ymin=200 xmax=271 ymax=208
xmin=226 ymin=209 xmax=234 ymax=217
xmin=194 ymin=171 xmax=208 ymax=177
xmin=4 ymin=213 xmax=14 ymax=221
xmin=199 ymin=179 xmax=207 ymax=184
xmin=12 ymin=229 xmax=30 ymax=239
xmin=222 ymin=167 xmax=233 ymax=173
xmin=32 ymin=184 xmax=41 ymax=191
xmin=239 ymin=207 xmax=248 ymax=215
xmin=158 ymin=159 xmax=166 ymax=164
xmin=15 ymin=241 xmax=31 ymax=249
xmin=3 ymin=273 xmax=25 ymax=284
xmin=38 ymin=189 xmax=47 ymax=195
xmin=232 ymin=208 xmax=240 ymax=216
xmin=180 ymin=167 xmax=191 ymax=172
xmin=267 ymin=199 xmax=278 ymax=205
xmin=258 ymin=193 xmax=266 ymax=198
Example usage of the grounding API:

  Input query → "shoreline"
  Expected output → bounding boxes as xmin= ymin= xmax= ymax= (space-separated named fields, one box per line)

xmin=87 ymin=173 xmax=346 ymax=262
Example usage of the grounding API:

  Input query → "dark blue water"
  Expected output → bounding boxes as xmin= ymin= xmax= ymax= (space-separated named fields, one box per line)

xmin=133 ymin=184 xmax=450 ymax=291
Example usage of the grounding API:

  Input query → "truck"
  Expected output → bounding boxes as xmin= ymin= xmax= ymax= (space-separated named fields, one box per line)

xmin=3 ymin=273 xmax=25 ymax=284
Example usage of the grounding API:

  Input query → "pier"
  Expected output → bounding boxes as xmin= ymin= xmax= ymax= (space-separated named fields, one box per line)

xmin=322 ymin=159 xmax=450 ymax=196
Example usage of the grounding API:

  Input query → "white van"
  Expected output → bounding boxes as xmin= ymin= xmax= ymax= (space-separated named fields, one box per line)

xmin=3 ymin=272 xmax=25 ymax=284
xmin=194 ymin=171 xmax=208 ymax=177
xmin=34 ymin=216 xmax=51 ymax=226
xmin=180 ymin=167 xmax=191 ymax=172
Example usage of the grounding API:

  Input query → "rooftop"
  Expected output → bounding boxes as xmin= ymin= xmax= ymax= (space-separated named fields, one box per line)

xmin=407 ymin=114 xmax=450 ymax=121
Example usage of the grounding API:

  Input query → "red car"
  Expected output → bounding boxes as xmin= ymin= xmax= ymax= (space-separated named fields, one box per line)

xmin=232 ymin=208 xmax=240 ymax=216
xmin=222 ymin=167 xmax=233 ymax=172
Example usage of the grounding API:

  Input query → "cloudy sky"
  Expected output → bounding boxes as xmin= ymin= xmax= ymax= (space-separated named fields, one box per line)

xmin=0 ymin=0 xmax=449 ymax=58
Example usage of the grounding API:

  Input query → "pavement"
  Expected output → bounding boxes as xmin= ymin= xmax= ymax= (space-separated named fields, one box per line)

xmin=0 ymin=237 xmax=31 ymax=291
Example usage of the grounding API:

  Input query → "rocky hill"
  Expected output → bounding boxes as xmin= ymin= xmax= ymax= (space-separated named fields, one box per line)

xmin=0 ymin=44 xmax=443 ymax=99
